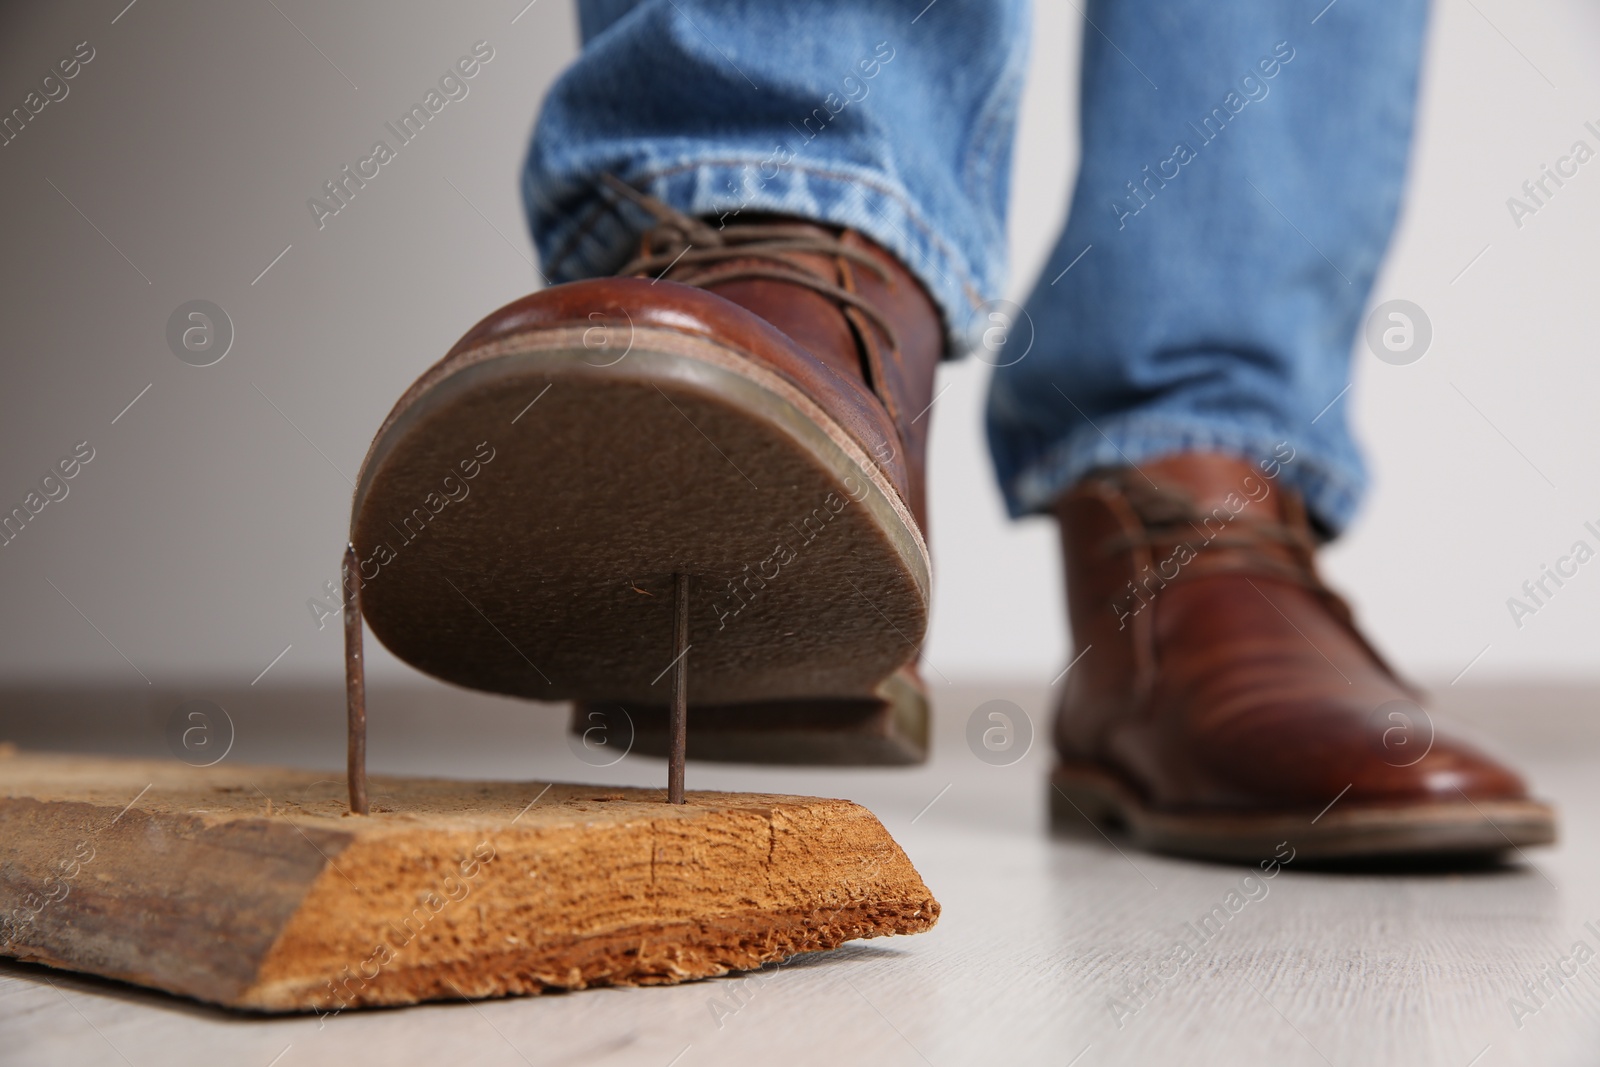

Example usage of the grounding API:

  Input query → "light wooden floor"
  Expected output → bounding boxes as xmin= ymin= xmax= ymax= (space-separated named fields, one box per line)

xmin=2 ymin=682 xmax=1596 ymax=1066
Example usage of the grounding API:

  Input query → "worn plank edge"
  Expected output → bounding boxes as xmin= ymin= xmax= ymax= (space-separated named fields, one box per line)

xmin=0 ymin=752 xmax=939 ymax=1013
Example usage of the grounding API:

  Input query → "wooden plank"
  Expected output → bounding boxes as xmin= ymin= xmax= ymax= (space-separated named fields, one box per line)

xmin=0 ymin=751 xmax=939 ymax=1013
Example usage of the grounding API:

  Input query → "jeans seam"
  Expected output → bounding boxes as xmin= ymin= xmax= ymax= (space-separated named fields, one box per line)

xmin=962 ymin=20 xmax=1029 ymax=252
xmin=554 ymin=157 xmax=989 ymax=311
xmin=1001 ymin=415 xmax=1363 ymax=530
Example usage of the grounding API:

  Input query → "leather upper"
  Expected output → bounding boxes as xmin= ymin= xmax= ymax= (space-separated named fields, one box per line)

xmin=1053 ymin=452 xmax=1531 ymax=812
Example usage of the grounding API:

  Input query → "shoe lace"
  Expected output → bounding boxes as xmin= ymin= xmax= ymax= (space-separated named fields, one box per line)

xmin=1099 ymin=475 xmax=1328 ymax=591
xmin=1102 ymin=471 xmax=1419 ymax=692
xmin=598 ymin=174 xmax=901 ymax=352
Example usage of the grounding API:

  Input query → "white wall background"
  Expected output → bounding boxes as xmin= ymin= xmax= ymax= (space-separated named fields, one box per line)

xmin=0 ymin=0 xmax=1595 ymax=692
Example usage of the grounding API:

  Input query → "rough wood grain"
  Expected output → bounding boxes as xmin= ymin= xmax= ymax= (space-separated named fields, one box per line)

xmin=0 ymin=752 xmax=939 ymax=1013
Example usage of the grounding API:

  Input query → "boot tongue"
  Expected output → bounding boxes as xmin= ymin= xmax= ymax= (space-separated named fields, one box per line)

xmin=1134 ymin=452 xmax=1292 ymax=524
xmin=1069 ymin=452 xmax=1323 ymax=591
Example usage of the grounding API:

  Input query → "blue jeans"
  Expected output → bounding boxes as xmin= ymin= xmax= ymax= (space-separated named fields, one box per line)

xmin=523 ymin=0 xmax=1429 ymax=534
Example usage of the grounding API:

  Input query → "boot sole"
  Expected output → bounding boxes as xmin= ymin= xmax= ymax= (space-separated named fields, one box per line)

xmin=1050 ymin=762 xmax=1558 ymax=862
xmin=351 ymin=323 xmax=930 ymax=719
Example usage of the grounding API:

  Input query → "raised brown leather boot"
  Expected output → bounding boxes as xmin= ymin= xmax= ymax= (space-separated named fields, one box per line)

xmin=1050 ymin=451 xmax=1556 ymax=861
xmin=348 ymin=179 xmax=942 ymax=765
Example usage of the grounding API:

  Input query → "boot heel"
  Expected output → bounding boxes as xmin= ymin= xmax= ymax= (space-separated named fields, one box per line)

xmin=1049 ymin=764 xmax=1128 ymax=836
xmin=575 ymin=665 xmax=929 ymax=766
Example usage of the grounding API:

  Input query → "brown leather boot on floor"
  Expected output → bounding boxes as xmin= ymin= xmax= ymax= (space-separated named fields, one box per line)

xmin=1049 ymin=451 xmax=1556 ymax=861
xmin=348 ymin=179 xmax=942 ymax=764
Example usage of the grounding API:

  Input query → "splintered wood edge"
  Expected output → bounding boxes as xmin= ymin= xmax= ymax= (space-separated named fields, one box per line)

xmin=0 ymin=753 xmax=939 ymax=1012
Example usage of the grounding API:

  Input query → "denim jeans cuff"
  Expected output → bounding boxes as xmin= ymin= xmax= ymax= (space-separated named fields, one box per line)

xmin=528 ymin=159 xmax=990 ymax=358
xmin=1000 ymin=415 xmax=1363 ymax=536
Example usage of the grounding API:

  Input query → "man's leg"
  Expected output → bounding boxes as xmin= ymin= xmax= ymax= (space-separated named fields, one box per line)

xmin=503 ymin=0 xmax=1032 ymax=763
xmin=989 ymin=1 xmax=1425 ymax=526
xmin=1002 ymin=1 xmax=1554 ymax=859
xmin=524 ymin=0 xmax=1031 ymax=349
